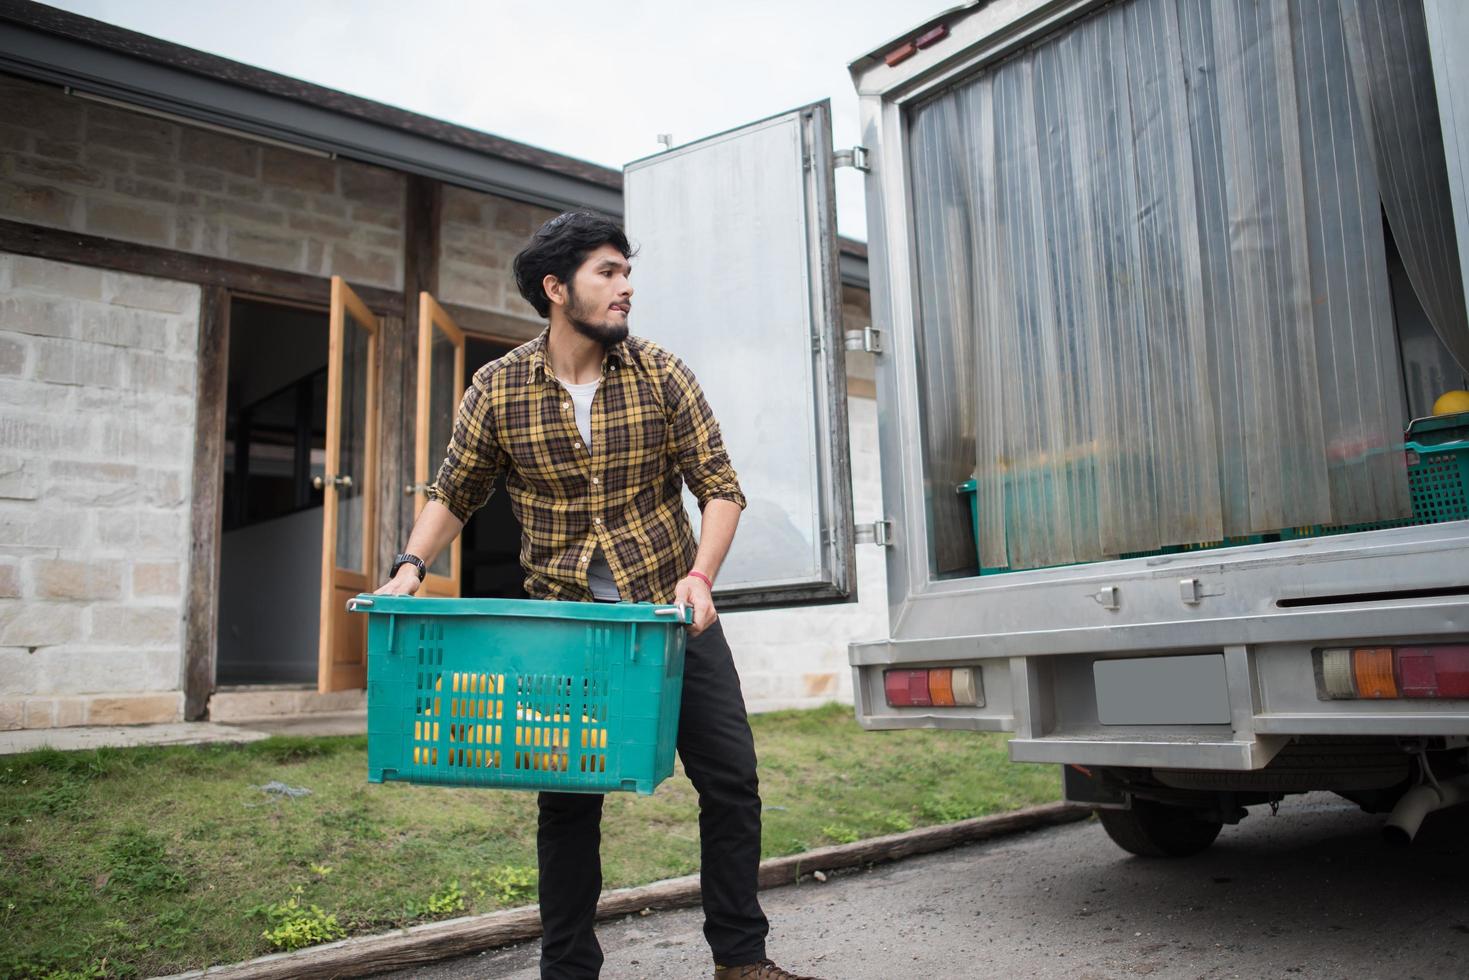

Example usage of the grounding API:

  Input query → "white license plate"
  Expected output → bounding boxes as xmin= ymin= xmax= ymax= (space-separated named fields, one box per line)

xmin=1094 ymin=654 xmax=1231 ymax=725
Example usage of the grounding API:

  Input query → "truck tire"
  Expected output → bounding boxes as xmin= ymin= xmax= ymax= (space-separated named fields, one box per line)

xmin=1096 ymin=799 xmax=1223 ymax=857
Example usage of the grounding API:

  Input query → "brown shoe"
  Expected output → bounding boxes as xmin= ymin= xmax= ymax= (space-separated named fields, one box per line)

xmin=713 ymin=960 xmax=824 ymax=980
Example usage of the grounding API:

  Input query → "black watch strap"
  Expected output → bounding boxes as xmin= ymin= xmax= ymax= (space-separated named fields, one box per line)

xmin=392 ymin=553 xmax=427 ymax=581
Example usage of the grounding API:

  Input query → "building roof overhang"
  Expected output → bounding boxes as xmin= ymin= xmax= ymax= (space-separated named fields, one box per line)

xmin=0 ymin=0 xmax=868 ymax=288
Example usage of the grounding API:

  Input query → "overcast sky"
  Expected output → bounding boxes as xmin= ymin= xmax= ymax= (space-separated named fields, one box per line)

xmin=42 ymin=0 xmax=948 ymax=240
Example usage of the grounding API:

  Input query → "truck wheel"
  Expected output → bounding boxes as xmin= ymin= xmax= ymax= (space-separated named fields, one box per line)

xmin=1096 ymin=799 xmax=1223 ymax=857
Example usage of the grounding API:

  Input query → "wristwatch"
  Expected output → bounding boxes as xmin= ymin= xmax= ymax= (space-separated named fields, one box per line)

xmin=392 ymin=553 xmax=427 ymax=581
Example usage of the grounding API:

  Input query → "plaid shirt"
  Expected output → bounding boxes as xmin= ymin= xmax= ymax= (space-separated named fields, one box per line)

xmin=427 ymin=329 xmax=746 ymax=603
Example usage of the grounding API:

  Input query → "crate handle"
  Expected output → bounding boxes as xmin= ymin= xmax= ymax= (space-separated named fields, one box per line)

xmin=653 ymin=605 xmax=689 ymax=624
xmin=346 ymin=597 xmax=374 ymax=612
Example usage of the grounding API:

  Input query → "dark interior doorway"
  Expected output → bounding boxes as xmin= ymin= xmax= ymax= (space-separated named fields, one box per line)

xmin=216 ymin=298 xmax=329 ymax=685
xmin=461 ymin=336 xmax=527 ymax=599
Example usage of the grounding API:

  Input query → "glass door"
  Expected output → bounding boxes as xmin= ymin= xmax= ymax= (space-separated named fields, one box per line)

xmin=414 ymin=292 xmax=465 ymax=597
xmin=318 ymin=277 xmax=379 ymax=692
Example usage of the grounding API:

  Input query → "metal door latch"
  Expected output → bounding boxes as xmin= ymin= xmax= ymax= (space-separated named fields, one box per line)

xmin=844 ymin=326 xmax=882 ymax=354
xmin=313 ymin=474 xmax=353 ymax=490
xmin=1091 ymin=585 xmax=1120 ymax=610
xmin=855 ymin=520 xmax=893 ymax=547
xmin=833 ymin=146 xmax=871 ymax=172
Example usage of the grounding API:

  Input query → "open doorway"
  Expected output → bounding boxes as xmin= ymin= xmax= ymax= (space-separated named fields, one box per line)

xmin=216 ymin=298 xmax=329 ymax=684
xmin=460 ymin=335 xmax=527 ymax=599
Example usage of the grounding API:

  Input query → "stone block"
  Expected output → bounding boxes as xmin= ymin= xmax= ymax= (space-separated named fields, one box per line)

xmin=14 ymin=153 xmax=107 ymax=188
xmin=350 ymin=203 xmax=402 ymax=231
xmin=126 ymin=350 xmax=194 ymax=395
xmin=268 ymin=187 xmax=308 ymax=210
xmin=11 ymin=256 xmax=103 ymax=300
xmin=0 ymin=335 xmax=27 ymax=376
xmin=360 ymin=229 xmax=402 ymax=252
xmin=103 ymin=273 xmax=198 ymax=316
xmin=0 ymin=126 xmax=30 ymax=156
xmin=328 ymin=245 xmax=398 ymax=288
xmin=0 ymin=564 xmax=18 ymax=599
xmin=261 ymin=146 xmax=336 ymax=193
xmin=178 ymin=127 xmax=257 ymax=177
xmin=224 ymin=180 xmax=265 ymax=203
xmin=49 ymin=458 xmax=139 ymax=483
xmin=308 ymin=196 xmax=350 ymax=219
xmin=81 ymin=306 xmax=171 ymax=351
xmin=9 ymin=88 xmax=83 ymax=139
xmin=286 ymin=211 xmax=351 ymax=239
xmin=0 ymin=180 xmax=80 ymax=227
xmin=338 ymin=160 xmax=403 ymax=210
xmin=33 ymin=139 xmax=83 ymax=162
xmin=442 ymin=186 xmax=487 ymax=224
xmin=0 ymin=455 xmax=39 ymax=501
xmin=0 ymin=647 xmax=35 ymax=694
xmin=83 ymin=146 xmax=132 ymax=174
xmin=0 ymin=506 xmax=87 ymax=550
xmin=0 ymin=414 xmax=81 ymax=454
xmin=207 ymin=194 xmax=286 ymax=226
xmin=132 ymin=158 xmax=180 ymax=183
xmin=493 ymin=202 xmax=539 ymax=236
xmin=54 ymin=697 xmax=86 ymax=727
xmin=0 ymin=294 xmax=74 ymax=340
xmin=0 ymin=700 xmax=20 ymax=731
xmin=86 ymin=692 xmax=181 ymax=726
xmin=181 ymin=168 xmax=226 ymax=192
xmin=22 ymin=698 xmax=55 ymax=728
xmin=110 ymin=176 xmax=182 ymax=204
xmin=225 ymin=227 xmax=304 ymax=268
xmin=34 ymin=337 xmax=125 ymax=388
xmin=85 ymin=201 xmax=171 ymax=246
xmin=89 ymin=605 xmax=181 ymax=646
xmin=0 ymin=602 xmax=83 ymax=647
xmin=89 ymin=125 xmax=173 ymax=159
xmin=131 ymin=561 xmax=182 ymax=598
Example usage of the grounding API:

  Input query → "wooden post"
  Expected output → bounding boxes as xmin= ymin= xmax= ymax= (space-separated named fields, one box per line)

xmin=393 ymin=176 xmax=442 ymax=567
xmin=183 ymin=286 xmax=230 ymax=720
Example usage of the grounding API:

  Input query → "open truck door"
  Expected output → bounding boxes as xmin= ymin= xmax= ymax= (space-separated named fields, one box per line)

xmin=623 ymin=101 xmax=856 ymax=609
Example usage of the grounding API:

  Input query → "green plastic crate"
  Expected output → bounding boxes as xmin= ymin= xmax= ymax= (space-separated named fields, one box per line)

xmin=353 ymin=595 xmax=688 ymax=795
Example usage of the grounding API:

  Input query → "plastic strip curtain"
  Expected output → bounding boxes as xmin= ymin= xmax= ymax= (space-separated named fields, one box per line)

xmin=908 ymin=0 xmax=1410 ymax=572
xmin=1343 ymin=0 xmax=1469 ymax=376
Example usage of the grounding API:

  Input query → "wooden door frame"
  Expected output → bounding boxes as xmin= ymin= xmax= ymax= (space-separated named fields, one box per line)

xmin=415 ymin=292 xmax=466 ymax=595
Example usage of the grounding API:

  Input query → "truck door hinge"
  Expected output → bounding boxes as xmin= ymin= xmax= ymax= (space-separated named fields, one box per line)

xmin=833 ymin=146 xmax=871 ymax=173
xmin=844 ymin=326 xmax=882 ymax=354
xmin=855 ymin=520 xmax=893 ymax=547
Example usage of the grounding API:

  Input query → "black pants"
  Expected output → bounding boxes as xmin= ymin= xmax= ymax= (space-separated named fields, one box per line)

xmin=536 ymin=619 xmax=769 ymax=979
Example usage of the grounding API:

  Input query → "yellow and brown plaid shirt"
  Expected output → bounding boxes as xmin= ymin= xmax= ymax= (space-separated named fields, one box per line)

xmin=427 ymin=329 xmax=745 ymax=603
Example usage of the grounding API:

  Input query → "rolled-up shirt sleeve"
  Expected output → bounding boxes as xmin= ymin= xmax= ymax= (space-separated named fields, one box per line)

xmin=664 ymin=355 xmax=746 ymax=511
xmin=425 ymin=367 xmax=508 ymax=524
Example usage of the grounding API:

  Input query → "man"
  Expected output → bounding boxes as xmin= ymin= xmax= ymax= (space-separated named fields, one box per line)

xmin=374 ymin=211 xmax=820 ymax=980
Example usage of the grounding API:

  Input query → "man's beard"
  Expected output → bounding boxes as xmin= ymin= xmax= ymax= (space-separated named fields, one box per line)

xmin=566 ymin=283 xmax=629 ymax=345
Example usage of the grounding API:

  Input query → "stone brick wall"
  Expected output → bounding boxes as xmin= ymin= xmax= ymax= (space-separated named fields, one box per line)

xmin=438 ymin=186 xmax=555 ymax=320
xmin=0 ymin=74 xmax=405 ymax=291
xmin=0 ymin=252 xmax=200 ymax=729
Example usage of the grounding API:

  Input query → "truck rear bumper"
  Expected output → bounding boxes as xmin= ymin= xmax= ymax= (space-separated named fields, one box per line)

xmin=851 ymin=634 xmax=1469 ymax=771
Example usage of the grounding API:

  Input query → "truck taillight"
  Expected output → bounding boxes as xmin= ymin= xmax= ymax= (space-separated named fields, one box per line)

xmin=883 ymin=667 xmax=980 ymax=707
xmin=1318 ymin=646 xmax=1469 ymax=699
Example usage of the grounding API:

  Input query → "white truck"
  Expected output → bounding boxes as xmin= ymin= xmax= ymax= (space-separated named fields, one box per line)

xmin=623 ymin=0 xmax=1469 ymax=856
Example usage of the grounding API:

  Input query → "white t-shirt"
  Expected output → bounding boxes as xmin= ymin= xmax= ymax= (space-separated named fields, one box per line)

xmin=561 ymin=377 xmax=620 ymax=601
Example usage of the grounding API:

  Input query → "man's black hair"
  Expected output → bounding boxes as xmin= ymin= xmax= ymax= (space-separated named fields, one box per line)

xmin=512 ymin=211 xmax=635 ymax=319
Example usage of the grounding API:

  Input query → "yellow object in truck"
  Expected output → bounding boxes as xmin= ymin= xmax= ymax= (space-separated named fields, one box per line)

xmin=1432 ymin=390 xmax=1469 ymax=416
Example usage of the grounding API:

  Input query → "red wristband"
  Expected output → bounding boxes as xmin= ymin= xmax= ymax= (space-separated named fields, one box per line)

xmin=686 ymin=570 xmax=713 ymax=589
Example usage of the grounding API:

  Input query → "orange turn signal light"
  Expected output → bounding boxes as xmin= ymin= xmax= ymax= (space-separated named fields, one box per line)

xmin=1352 ymin=648 xmax=1398 ymax=699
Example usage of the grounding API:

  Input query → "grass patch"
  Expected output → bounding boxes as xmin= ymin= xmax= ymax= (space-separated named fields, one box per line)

xmin=0 ymin=703 xmax=1057 ymax=978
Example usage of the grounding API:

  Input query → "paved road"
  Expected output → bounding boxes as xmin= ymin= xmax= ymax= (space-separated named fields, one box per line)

xmin=378 ymin=795 xmax=1469 ymax=979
